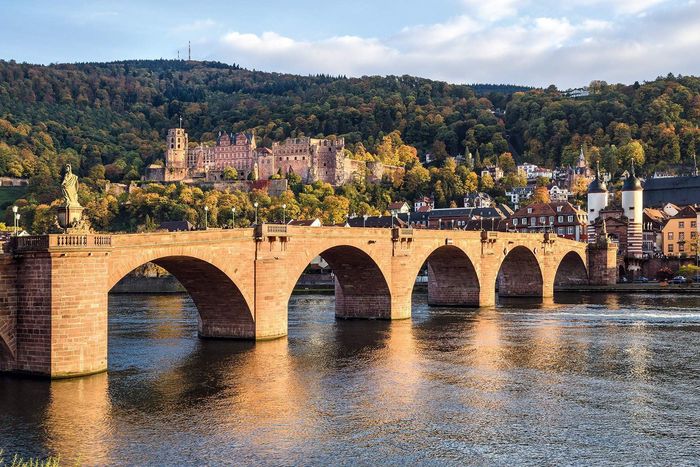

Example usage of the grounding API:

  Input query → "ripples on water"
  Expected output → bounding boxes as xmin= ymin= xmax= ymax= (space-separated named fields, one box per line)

xmin=1 ymin=292 xmax=699 ymax=465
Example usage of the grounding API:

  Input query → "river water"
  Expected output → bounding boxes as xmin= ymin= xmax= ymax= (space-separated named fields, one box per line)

xmin=1 ymin=292 xmax=699 ymax=465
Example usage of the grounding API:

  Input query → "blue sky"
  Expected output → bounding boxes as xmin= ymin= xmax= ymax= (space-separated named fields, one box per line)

xmin=2 ymin=0 xmax=700 ymax=87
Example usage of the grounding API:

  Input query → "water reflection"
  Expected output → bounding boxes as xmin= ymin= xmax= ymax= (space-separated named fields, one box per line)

xmin=0 ymin=291 xmax=699 ymax=464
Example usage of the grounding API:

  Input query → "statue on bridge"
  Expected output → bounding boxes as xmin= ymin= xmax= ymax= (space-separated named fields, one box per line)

xmin=57 ymin=164 xmax=89 ymax=232
xmin=61 ymin=164 xmax=80 ymax=208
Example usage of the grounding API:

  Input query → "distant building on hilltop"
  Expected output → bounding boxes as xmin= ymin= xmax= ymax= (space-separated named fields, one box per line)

xmin=145 ymin=126 xmax=398 ymax=186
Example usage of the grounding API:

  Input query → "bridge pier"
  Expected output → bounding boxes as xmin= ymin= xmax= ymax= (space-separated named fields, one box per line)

xmin=14 ymin=248 xmax=109 ymax=378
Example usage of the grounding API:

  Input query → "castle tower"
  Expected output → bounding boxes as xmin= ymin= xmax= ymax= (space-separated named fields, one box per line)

xmin=587 ymin=161 xmax=608 ymax=243
xmin=622 ymin=163 xmax=643 ymax=258
xmin=164 ymin=128 xmax=189 ymax=181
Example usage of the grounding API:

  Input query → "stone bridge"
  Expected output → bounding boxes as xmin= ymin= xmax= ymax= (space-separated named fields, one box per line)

xmin=0 ymin=225 xmax=615 ymax=378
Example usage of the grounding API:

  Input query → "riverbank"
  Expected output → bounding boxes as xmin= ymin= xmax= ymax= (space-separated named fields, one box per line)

xmin=111 ymin=277 xmax=700 ymax=295
xmin=557 ymin=283 xmax=700 ymax=294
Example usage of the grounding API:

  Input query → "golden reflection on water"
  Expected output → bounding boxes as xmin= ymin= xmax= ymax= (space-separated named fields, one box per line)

xmin=149 ymin=294 xmax=188 ymax=339
xmin=45 ymin=372 xmax=112 ymax=464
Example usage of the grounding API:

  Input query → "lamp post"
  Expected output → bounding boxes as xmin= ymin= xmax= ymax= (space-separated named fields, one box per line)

xmin=231 ymin=207 xmax=236 ymax=227
xmin=204 ymin=205 xmax=209 ymax=230
xmin=254 ymin=202 xmax=259 ymax=225
xmin=15 ymin=214 xmax=20 ymax=236
xmin=12 ymin=205 xmax=18 ymax=236
xmin=363 ymin=214 xmax=368 ymax=228
xmin=407 ymin=212 xmax=411 ymax=227
xmin=282 ymin=203 xmax=287 ymax=224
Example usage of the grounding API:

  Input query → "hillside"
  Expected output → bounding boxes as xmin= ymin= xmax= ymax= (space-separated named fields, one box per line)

xmin=2 ymin=60 xmax=699 ymax=183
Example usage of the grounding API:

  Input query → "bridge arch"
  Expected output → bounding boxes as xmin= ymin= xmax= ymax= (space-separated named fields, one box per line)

xmin=554 ymin=251 xmax=589 ymax=286
xmin=287 ymin=245 xmax=392 ymax=319
xmin=496 ymin=246 xmax=544 ymax=298
xmin=111 ymin=256 xmax=254 ymax=339
xmin=412 ymin=245 xmax=480 ymax=307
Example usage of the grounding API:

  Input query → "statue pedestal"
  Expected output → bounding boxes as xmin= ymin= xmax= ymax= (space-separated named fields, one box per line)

xmin=57 ymin=205 xmax=85 ymax=230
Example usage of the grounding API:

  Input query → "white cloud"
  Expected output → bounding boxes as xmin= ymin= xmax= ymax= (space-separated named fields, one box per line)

xmin=208 ymin=1 xmax=700 ymax=88
xmin=460 ymin=0 xmax=519 ymax=21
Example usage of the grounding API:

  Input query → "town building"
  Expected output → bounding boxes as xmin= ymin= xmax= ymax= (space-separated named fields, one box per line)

xmin=414 ymin=196 xmax=434 ymax=212
xmin=506 ymin=201 xmax=587 ymax=241
xmin=661 ymin=205 xmax=698 ymax=257
xmin=387 ymin=201 xmax=410 ymax=214
xmin=506 ymin=186 xmax=534 ymax=208
xmin=463 ymin=192 xmax=493 ymax=208
xmin=643 ymin=175 xmax=700 ymax=207
xmin=425 ymin=206 xmax=511 ymax=230
xmin=481 ymin=165 xmax=504 ymax=181
xmin=548 ymin=184 xmax=571 ymax=202
xmin=642 ymin=208 xmax=668 ymax=257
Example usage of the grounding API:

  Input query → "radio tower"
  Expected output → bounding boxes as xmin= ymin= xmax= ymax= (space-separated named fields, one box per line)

xmin=188 ymin=41 xmax=191 ymax=61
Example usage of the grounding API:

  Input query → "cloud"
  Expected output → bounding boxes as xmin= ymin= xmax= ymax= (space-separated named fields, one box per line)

xmin=209 ymin=1 xmax=700 ymax=88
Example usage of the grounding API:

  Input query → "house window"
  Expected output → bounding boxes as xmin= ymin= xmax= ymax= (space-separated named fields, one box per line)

xmin=668 ymin=232 xmax=674 ymax=240
xmin=679 ymin=232 xmax=685 ymax=241
xmin=539 ymin=216 xmax=546 ymax=223
xmin=558 ymin=227 xmax=564 ymax=234
xmin=527 ymin=208 xmax=532 ymax=214
xmin=679 ymin=244 xmax=685 ymax=252
xmin=568 ymin=215 xmax=573 ymax=222
xmin=558 ymin=216 xmax=563 ymax=223
xmin=679 ymin=221 xmax=685 ymax=228
xmin=692 ymin=231 xmax=697 ymax=239
xmin=669 ymin=244 xmax=674 ymax=253
xmin=513 ymin=218 xmax=518 ymax=225
xmin=567 ymin=226 xmax=574 ymax=235
xmin=692 ymin=221 xmax=697 ymax=228
xmin=530 ymin=217 xmax=536 ymax=226
xmin=549 ymin=216 xmax=554 ymax=223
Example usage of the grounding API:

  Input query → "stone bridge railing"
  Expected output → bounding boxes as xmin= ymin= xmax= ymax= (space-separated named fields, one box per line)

xmin=11 ymin=234 xmax=113 ymax=253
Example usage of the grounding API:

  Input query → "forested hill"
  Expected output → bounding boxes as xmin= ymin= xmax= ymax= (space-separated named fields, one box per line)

xmin=1 ymin=59 xmax=700 ymax=186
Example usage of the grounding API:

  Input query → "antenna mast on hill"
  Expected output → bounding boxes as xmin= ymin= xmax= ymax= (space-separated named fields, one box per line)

xmin=188 ymin=41 xmax=191 ymax=61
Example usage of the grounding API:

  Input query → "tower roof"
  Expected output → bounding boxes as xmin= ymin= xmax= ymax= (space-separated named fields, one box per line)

xmin=588 ymin=161 xmax=608 ymax=193
xmin=622 ymin=163 xmax=643 ymax=191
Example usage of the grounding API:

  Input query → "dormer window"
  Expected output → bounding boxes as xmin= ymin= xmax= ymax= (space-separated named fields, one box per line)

xmin=557 ymin=206 xmax=563 ymax=212
xmin=527 ymin=208 xmax=532 ymax=214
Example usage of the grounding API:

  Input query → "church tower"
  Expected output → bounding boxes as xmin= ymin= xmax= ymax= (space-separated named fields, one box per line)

xmin=164 ymin=127 xmax=189 ymax=181
xmin=587 ymin=161 xmax=608 ymax=243
xmin=622 ymin=163 xmax=643 ymax=258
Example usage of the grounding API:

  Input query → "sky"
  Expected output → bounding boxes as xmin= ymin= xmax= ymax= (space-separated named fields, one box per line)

xmin=2 ymin=0 xmax=700 ymax=88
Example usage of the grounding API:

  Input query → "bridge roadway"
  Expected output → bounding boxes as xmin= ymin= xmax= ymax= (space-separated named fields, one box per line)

xmin=0 ymin=224 xmax=615 ymax=378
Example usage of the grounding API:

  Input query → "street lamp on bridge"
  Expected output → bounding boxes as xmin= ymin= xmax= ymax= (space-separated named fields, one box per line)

xmin=12 ymin=205 xmax=18 ymax=236
xmin=363 ymin=214 xmax=368 ymax=228
xmin=254 ymin=202 xmax=259 ymax=225
xmin=231 ymin=207 xmax=236 ymax=228
xmin=204 ymin=205 xmax=209 ymax=230
xmin=282 ymin=203 xmax=287 ymax=224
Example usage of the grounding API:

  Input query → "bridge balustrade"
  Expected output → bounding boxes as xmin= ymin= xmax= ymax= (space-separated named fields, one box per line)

xmin=12 ymin=234 xmax=113 ymax=252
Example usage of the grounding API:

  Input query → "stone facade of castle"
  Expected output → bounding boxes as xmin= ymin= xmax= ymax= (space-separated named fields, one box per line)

xmin=144 ymin=127 xmax=398 ymax=186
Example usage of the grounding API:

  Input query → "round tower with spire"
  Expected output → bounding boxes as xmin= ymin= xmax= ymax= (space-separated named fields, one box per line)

xmin=586 ymin=161 xmax=609 ymax=243
xmin=622 ymin=162 xmax=643 ymax=258
xmin=587 ymin=161 xmax=608 ymax=221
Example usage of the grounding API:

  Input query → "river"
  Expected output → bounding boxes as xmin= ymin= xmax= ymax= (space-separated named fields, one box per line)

xmin=1 ymin=292 xmax=699 ymax=465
